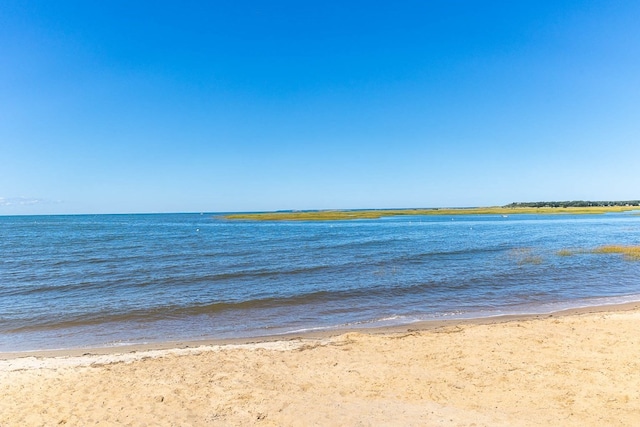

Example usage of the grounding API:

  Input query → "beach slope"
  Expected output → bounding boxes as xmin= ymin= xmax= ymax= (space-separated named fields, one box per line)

xmin=2 ymin=306 xmax=640 ymax=426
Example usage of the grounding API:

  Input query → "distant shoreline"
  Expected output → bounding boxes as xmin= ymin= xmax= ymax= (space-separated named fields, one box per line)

xmin=224 ymin=203 xmax=640 ymax=221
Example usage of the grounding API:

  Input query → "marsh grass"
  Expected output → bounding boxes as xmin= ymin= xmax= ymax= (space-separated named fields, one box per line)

xmin=591 ymin=245 xmax=640 ymax=260
xmin=521 ymin=256 xmax=543 ymax=265
xmin=556 ymin=245 xmax=640 ymax=261
xmin=556 ymin=249 xmax=574 ymax=257
xmin=224 ymin=206 xmax=637 ymax=221
xmin=507 ymin=248 xmax=544 ymax=265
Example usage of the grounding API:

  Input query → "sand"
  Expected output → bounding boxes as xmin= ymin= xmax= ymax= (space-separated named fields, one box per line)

xmin=2 ymin=304 xmax=640 ymax=426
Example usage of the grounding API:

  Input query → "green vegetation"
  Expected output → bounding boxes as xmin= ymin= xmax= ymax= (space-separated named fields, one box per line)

xmin=556 ymin=249 xmax=574 ymax=257
xmin=591 ymin=245 xmax=640 ymax=260
xmin=224 ymin=203 xmax=639 ymax=221
xmin=505 ymin=200 xmax=640 ymax=208
xmin=556 ymin=245 xmax=640 ymax=261
xmin=507 ymin=248 xmax=543 ymax=265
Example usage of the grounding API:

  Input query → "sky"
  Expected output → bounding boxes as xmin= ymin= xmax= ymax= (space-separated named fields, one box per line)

xmin=1 ymin=1 xmax=639 ymax=215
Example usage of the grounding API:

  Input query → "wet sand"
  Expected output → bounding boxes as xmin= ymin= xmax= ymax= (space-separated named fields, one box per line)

xmin=2 ymin=303 xmax=640 ymax=426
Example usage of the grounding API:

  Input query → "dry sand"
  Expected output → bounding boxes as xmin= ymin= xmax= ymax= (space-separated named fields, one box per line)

xmin=2 ymin=304 xmax=640 ymax=426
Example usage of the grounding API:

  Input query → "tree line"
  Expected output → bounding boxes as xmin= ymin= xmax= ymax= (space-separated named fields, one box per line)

xmin=504 ymin=200 xmax=640 ymax=208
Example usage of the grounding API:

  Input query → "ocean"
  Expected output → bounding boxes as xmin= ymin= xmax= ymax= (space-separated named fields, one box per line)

xmin=1 ymin=212 xmax=639 ymax=352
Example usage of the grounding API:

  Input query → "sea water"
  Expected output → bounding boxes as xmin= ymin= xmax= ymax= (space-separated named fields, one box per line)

xmin=1 ymin=212 xmax=640 ymax=352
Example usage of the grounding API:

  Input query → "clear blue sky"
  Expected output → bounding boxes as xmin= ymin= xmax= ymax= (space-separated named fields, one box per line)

xmin=2 ymin=1 xmax=639 ymax=214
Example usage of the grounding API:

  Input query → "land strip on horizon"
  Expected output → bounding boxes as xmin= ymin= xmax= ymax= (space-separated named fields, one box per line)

xmin=224 ymin=200 xmax=640 ymax=221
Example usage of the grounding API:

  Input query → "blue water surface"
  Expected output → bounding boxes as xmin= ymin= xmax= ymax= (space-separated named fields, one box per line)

xmin=1 ymin=212 xmax=639 ymax=351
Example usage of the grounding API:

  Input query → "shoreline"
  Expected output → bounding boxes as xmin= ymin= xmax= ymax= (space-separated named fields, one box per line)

xmin=3 ymin=300 xmax=639 ymax=363
xmin=3 ymin=301 xmax=640 ymax=425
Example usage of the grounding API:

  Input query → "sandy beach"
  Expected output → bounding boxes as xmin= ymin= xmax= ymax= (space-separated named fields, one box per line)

xmin=2 ymin=304 xmax=640 ymax=427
